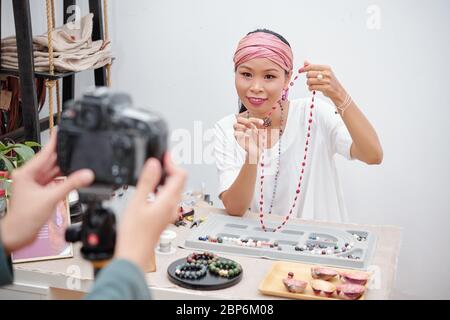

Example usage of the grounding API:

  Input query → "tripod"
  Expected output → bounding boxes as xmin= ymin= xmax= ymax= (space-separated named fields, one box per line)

xmin=65 ymin=186 xmax=117 ymax=277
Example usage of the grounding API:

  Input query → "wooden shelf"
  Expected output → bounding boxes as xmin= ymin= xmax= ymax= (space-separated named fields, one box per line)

xmin=0 ymin=0 xmax=107 ymax=143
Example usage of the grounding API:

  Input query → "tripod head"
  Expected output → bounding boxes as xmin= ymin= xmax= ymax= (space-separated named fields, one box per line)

xmin=65 ymin=185 xmax=117 ymax=277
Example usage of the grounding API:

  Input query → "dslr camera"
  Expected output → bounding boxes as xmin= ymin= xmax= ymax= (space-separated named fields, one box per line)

xmin=56 ymin=87 xmax=168 ymax=187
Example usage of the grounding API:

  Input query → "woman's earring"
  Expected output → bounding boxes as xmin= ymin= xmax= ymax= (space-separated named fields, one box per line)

xmin=282 ymin=89 xmax=288 ymax=101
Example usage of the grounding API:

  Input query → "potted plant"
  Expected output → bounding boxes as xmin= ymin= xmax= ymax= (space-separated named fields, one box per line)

xmin=0 ymin=140 xmax=41 ymax=197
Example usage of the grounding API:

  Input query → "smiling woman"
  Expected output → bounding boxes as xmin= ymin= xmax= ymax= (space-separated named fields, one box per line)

xmin=213 ymin=29 xmax=383 ymax=225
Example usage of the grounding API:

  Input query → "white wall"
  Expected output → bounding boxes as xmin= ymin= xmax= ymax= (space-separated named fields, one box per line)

xmin=2 ymin=0 xmax=449 ymax=299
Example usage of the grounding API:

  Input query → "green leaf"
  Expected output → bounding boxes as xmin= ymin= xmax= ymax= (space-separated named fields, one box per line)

xmin=24 ymin=141 xmax=41 ymax=148
xmin=12 ymin=145 xmax=35 ymax=164
xmin=0 ymin=142 xmax=6 ymax=152
xmin=0 ymin=153 xmax=15 ymax=173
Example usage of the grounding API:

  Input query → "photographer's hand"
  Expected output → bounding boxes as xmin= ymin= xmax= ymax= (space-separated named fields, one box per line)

xmin=0 ymin=131 xmax=95 ymax=254
xmin=115 ymin=153 xmax=186 ymax=271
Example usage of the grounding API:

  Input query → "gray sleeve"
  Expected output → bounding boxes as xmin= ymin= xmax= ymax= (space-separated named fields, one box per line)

xmin=0 ymin=241 xmax=13 ymax=287
xmin=85 ymin=259 xmax=151 ymax=300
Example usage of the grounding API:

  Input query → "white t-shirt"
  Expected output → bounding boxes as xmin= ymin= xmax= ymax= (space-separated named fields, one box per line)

xmin=214 ymin=97 xmax=355 ymax=223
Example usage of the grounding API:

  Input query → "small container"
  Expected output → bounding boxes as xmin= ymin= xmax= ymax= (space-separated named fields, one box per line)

xmin=0 ymin=189 xmax=7 ymax=218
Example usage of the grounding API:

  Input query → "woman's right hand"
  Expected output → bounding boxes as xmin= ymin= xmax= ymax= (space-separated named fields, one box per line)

xmin=233 ymin=115 xmax=265 ymax=163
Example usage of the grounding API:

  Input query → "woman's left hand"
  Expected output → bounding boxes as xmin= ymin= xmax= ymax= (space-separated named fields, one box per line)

xmin=299 ymin=60 xmax=347 ymax=104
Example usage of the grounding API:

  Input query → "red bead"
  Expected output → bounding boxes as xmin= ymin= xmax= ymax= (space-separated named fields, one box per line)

xmin=307 ymin=133 xmax=310 ymax=137
xmin=306 ymin=141 xmax=309 ymax=146
xmin=286 ymin=216 xmax=290 ymax=220
xmin=313 ymin=91 xmax=316 ymax=95
xmin=311 ymin=104 xmax=314 ymax=109
xmin=310 ymin=104 xmax=314 ymax=108
xmin=302 ymin=162 xmax=305 ymax=166
xmin=294 ymin=76 xmax=298 ymax=80
xmin=294 ymin=196 xmax=298 ymax=201
xmin=260 ymin=214 xmax=263 ymax=218
xmin=261 ymin=176 xmax=264 ymax=179
xmin=309 ymin=119 xmax=312 ymax=124
xmin=300 ymin=176 xmax=303 ymax=181
xmin=310 ymin=112 xmax=313 ymax=117
xmin=301 ymin=169 xmax=304 ymax=173
xmin=304 ymin=155 xmax=307 ymax=160
xmin=290 ymin=82 xmax=294 ymax=86
xmin=304 ymin=148 xmax=308 ymax=152
xmin=296 ymin=189 xmax=300 ymax=194
xmin=308 ymin=125 xmax=311 ymax=130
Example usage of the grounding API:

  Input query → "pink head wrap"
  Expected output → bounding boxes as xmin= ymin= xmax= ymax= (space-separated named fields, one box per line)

xmin=233 ymin=32 xmax=293 ymax=73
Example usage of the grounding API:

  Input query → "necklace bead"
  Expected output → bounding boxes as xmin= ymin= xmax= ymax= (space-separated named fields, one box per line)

xmin=258 ymin=66 xmax=315 ymax=232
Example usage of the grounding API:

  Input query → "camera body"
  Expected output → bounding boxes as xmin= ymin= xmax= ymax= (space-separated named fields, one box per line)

xmin=57 ymin=87 xmax=168 ymax=187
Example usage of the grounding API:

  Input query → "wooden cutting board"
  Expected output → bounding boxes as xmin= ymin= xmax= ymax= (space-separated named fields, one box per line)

xmin=259 ymin=261 xmax=371 ymax=300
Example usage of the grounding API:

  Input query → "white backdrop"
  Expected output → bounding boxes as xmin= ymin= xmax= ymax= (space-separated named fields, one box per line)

xmin=2 ymin=0 xmax=449 ymax=299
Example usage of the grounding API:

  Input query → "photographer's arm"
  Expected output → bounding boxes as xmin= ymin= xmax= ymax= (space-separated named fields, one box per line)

xmin=0 ymin=240 xmax=13 ymax=286
xmin=85 ymin=259 xmax=150 ymax=300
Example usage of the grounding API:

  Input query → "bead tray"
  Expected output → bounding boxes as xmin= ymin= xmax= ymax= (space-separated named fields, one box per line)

xmin=259 ymin=261 xmax=371 ymax=300
xmin=184 ymin=214 xmax=376 ymax=270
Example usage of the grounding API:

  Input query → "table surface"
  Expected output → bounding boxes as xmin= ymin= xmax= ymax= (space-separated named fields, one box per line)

xmin=11 ymin=192 xmax=402 ymax=300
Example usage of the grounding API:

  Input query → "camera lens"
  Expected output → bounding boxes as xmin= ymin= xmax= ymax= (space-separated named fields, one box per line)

xmin=80 ymin=104 xmax=101 ymax=129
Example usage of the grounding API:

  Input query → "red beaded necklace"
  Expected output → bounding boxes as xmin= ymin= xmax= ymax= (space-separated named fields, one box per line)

xmin=258 ymin=68 xmax=316 ymax=232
